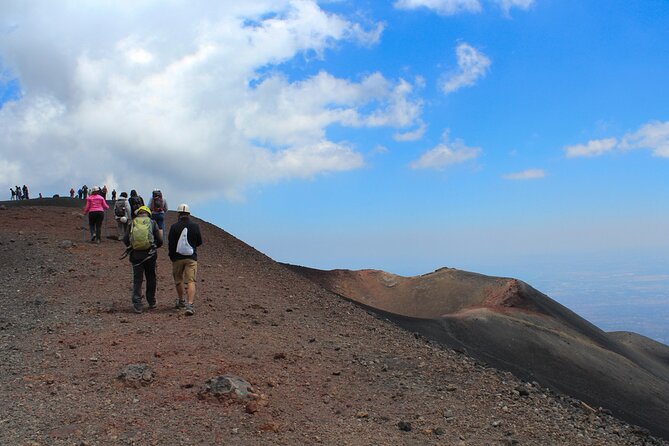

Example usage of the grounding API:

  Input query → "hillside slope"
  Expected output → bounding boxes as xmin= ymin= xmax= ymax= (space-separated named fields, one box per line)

xmin=286 ymin=265 xmax=669 ymax=440
xmin=0 ymin=201 xmax=666 ymax=445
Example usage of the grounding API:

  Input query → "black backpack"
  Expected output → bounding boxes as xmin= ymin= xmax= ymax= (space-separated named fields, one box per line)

xmin=129 ymin=196 xmax=144 ymax=215
xmin=152 ymin=192 xmax=164 ymax=213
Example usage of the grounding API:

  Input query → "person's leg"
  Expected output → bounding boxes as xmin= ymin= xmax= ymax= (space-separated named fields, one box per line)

xmin=88 ymin=213 xmax=96 ymax=241
xmin=132 ymin=263 xmax=144 ymax=313
xmin=116 ymin=220 xmax=124 ymax=240
xmin=94 ymin=212 xmax=103 ymax=242
xmin=145 ymin=256 xmax=157 ymax=308
xmin=183 ymin=260 xmax=198 ymax=315
xmin=172 ymin=260 xmax=185 ymax=308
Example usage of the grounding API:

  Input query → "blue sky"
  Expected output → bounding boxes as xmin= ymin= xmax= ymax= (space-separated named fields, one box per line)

xmin=1 ymin=1 xmax=668 ymax=339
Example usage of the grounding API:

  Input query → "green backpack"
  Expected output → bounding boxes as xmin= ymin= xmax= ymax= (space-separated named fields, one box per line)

xmin=130 ymin=216 xmax=154 ymax=250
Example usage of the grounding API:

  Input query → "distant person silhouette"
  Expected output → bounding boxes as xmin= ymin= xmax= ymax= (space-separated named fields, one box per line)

xmin=22 ymin=185 xmax=29 ymax=200
xmin=10 ymin=188 xmax=15 ymax=200
xmin=111 ymin=189 xmax=117 ymax=201
xmin=82 ymin=185 xmax=88 ymax=200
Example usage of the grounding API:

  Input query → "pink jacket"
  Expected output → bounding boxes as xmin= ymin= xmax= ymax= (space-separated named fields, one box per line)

xmin=83 ymin=194 xmax=109 ymax=213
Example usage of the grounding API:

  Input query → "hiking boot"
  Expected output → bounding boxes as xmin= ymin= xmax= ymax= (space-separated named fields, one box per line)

xmin=175 ymin=299 xmax=185 ymax=309
xmin=95 ymin=238 xmax=101 ymax=245
xmin=185 ymin=303 xmax=194 ymax=316
xmin=133 ymin=305 xmax=143 ymax=314
xmin=148 ymin=302 xmax=157 ymax=309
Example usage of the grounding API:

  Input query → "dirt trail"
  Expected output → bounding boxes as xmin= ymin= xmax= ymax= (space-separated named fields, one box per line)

xmin=0 ymin=202 xmax=666 ymax=445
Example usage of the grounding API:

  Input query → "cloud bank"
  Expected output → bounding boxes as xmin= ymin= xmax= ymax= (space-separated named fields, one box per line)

xmin=0 ymin=1 xmax=420 ymax=202
xmin=410 ymin=132 xmax=481 ymax=170
xmin=394 ymin=0 xmax=534 ymax=15
xmin=565 ymin=120 xmax=669 ymax=159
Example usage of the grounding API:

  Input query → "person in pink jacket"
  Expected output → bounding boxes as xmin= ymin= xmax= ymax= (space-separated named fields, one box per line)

xmin=83 ymin=186 xmax=110 ymax=244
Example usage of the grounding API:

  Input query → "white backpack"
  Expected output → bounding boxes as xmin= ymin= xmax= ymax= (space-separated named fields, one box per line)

xmin=176 ymin=228 xmax=194 ymax=256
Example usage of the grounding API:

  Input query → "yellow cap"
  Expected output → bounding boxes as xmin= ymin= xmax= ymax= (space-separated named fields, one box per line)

xmin=136 ymin=205 xmax=152 ymax=216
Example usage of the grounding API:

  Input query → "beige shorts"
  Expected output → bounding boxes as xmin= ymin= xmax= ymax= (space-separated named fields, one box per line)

xmin=172 ymin=259 xmax=198 ymax=285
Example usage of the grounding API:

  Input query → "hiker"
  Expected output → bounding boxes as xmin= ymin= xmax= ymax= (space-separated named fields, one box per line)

xmin=168 ymin=204 xmax=203 ymax=316
xmin=77 ymin=188 xmax=83 ymax=199
xmin=128 ymin=190 xmax=144 ymax=219
xmin=102 ymin=185 xmax=108 ymax=200
xmin=148 ymin=189 xmax=168 ymax=237
xmin=82 ymin=185 xmax=88 ymax=199
xmin=111 ymin=189 xmax=117 ymax=201
xmin=83 ymin=186 xmax=109 ymax=244
xmin=70 ymin=188 xmax=75 ymax=198
xmin=16 ymin=186 xmax=22 ymax=200
xmin=10 ymin=188 xmax=15 ymax=200
xmin=124 ymin=205 xmax=163 ymax=314
xmin=114 ymin=192 xmax=132 ymax=241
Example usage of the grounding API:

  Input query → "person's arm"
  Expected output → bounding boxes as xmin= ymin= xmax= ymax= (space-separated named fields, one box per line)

xmin=194 ymin=223 xmax=203 ymax=247
xmin=153 ymin=221 xmax=163 ymax=248
xmin=125 ymin=201 xmax=132 ymax=220
xmin=167 ymin=225 xmax=177 ymax=259
xmin=83 ymin=197 xmax=91 ymax=214
xmin=102 ymin=196 xmax=109 ymax=210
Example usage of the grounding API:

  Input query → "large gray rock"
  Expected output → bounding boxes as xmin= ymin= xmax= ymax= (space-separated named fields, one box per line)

xmin=199 ymin=374 xmax=255 ymax=400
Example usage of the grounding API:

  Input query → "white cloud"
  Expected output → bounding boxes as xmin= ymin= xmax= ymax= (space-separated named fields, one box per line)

xmin=503 ymin=168 xmax=545 ymax=180
xmin=0 ymin=1 xmax=421 ymax=202
xmin=620 ymin=120 xmax=669 ymax=158
xmin=394 ymin=0 xmax=534 ymax=15
xmin=410 ymin=132 xmax=481 ymax=170
xmin=393 ymin=0 xmax=482 ymax=15
xmin=441 ymin=42 xmax=491 ymax=94
xmin=492 ymin=0 xmax=535 ymax=14
xmin=564 ymin=138 xmax=617 ymax=158
xmin=393 ymin=121 xmax=427 ymax=141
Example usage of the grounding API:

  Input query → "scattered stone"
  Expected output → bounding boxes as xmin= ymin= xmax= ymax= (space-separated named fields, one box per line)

xmin=273 ymin=352 xmax=286 ymax=360
xmin=433 ymin=427 xmax=445 ymax=436
xmin=199 ymin=374 xmax=255 ymax=401
xmin=491 ymin=420 xmax=502 ymax=427
xmin=332 ymin=370 xmax=341 ymax=376
xmin=118 ymin=363 xmax=155 ymax=387
xmin=0 ymin=205 xmax=6 ymax=210
xmin=516 ymin=386 xmax=530 ymax=397
xmin=398 ymin=421 xmax=412 ymax=432
xmin=245 ymin=401 xmax=259 ymax=414
xmin=58 ymin=240 xmax=74 ymax=249
xmin=356 ymin=411 xmax=369 ymax=418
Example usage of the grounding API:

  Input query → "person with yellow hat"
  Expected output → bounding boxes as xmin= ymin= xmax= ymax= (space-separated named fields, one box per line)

xmin=123 ymin=205 xmax=163 ymax=313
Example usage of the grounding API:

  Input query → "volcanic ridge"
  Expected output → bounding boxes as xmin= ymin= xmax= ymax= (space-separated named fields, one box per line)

xmin=1 ymin=199 xmax=668 ymax=445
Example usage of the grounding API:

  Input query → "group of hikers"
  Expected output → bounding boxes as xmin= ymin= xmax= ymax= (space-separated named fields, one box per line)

xmin=71 ymin=185 xmax=116 ymax=201
xmin=9 ymin=185 xmax=29 ymax=200
xmin=82 ymin=187 xmax=203 ymax=316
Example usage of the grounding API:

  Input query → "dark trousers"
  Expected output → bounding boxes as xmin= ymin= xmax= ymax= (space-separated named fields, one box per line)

xmin=88 ymin=211 xmax=104 ymax=240
xmin=132 ymin=255 xmax=157 ymax=308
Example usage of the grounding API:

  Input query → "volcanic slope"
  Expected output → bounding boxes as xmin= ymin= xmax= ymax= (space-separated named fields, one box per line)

xmin=0 ymin=201 xmax=667 ymax=445
xmin=286 ymin=265 xmax=669 ymax=440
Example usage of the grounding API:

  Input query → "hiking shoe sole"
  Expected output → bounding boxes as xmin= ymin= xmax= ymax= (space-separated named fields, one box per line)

xmin=185 ymin=305 xmax=194 ymax=316
xmin=133 ymin=306 xmax=143 ymax=314
xmin=175 ymin=299 xmax=185 ymax=309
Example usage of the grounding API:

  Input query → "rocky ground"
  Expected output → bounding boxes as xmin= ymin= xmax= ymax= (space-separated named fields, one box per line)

xmin=0 ymin=202 xmax=666 ymax=445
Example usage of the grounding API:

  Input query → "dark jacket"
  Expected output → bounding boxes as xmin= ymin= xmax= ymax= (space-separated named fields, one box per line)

xmin=168 ymin=216 xmax=203 ymax=261
xmin=124 ymin=217 xmax=163 ymax=263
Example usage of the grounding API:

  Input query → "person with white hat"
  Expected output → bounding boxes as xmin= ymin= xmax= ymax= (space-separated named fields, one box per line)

xmin=82 ymin=186 xmax=109 ymax=244
xmin=168 ymin=203 xmax=203 ymax=316
xmin=113 ymin=192 xmax=132 ymax=241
